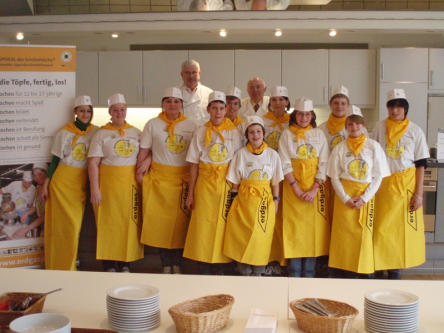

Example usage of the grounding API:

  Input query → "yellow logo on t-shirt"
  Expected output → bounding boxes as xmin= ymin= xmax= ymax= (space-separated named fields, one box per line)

xmin=296 ymin=144 xmax=317 ymax=160
xmin=347 ymin=159 xmax=368 ymax=180
xmin=166 ymin=135 xmax=186 ymax=154
xmin=248 ymin=169 xmax=269 ymax=181
xmin=266 ymin=131 xmax=280 ymax=150
xmin=331 ymin=134 xmax=344 ymax=149
xmin=72 ymin=143 xmax=87 ymax=161
xmin=114 ymin=140 xmax=135 ymax=158
xmin=208 ymin=143 xmax=228 ymax=162
xmin=386 ymin=143 xmax=405 ymax=159
xmin=16 ymin=197 xmax=25 ymax=209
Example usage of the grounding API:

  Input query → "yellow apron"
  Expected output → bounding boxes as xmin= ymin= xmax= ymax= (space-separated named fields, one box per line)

xmin=268 ymin=183 xmax=286 ymax=266
xmin=374 ymin=167 xmax=425 ymax=270
xmin=44 ymin=164 xmax=87 ymax=270
xmin=95 ymin=164 xmax=144 ymax=262
xmin=283 ymin=158 xmax=330 ymax=259
xmin=183 ymin=163 xmax=232 ymax=263
xmin=140 ymin=162 xmax=190 ymax=249
xmin=223 ymin=179 xmax=275 ymax=266
xmin=329 ymin=179 xmax=375 ymax=274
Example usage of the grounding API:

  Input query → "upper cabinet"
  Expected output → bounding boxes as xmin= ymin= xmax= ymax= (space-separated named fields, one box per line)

xmin=98 ymin=51 xmax=143 ymax=106
xmin=234 ymin=50 xmax=282 ymax=99
xmin=429 ymin=49 xmax=444 ymax=92
xmin=329 ymin=49 xmax=376 ymax=107
xmin=282 ymin=50 xmax=329 ymax=107
xmin=143 ymin=50 xmax=188 ymax=106
xmin=76 ymin=51 xmax=99 ymax=105
xmin=380 ymin=48 xmax=428 ymax=83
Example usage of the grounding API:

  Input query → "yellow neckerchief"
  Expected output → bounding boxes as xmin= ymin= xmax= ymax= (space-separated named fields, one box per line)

xmin=22 ymin=183 xmax=29 ymax=192
xmin=247 ymin=141 xmax=268 ymax=155
xmin=263 ymin=111 xmax=290 ymax=131
xmin=204 ymin=118 xmax=236 ymax=148
xmin=386 ymin=117 xmax=410 ymax=147
xmin=326 ymin=114 xmax=346 ymax=136
xmin=289 ymin=124 xmax=313 ymax=143
xmin=101 ymin=121 xmax=132 ymax=137
xmin=347 ymin=133 xmax=366 ymax=157
xmin=63 ymin=121 xmax=94 ymax=146
xmin=231 ymin=115 xmax=243 ymax=127
xmin=158 ymin=112 xmax=187 ymax=139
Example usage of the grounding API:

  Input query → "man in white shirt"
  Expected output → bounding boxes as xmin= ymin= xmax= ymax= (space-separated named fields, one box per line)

xmin=179 ymin=59 xmax=213 ymax=126
xmin=239 ymin=76 xmax=270 ymax=119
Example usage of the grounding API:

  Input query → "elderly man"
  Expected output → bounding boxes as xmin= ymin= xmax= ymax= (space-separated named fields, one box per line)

xmin=239 ymin=77 xmax=269 ymax=119
xmin=179 ymin=59 xmax=213 ymax=126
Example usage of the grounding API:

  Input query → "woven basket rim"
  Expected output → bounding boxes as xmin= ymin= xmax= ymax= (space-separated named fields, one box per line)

xmin=168 ymin=294 xmax=234 ymax=318
xmin=290 ymin=297 xmax=358 ymax=321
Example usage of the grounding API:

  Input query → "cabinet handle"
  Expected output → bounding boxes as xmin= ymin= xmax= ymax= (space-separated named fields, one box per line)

xmin=381 ymin=63 xmax=384 ymax=81
xmin=430 ymin=70 xmax=434 ymax=87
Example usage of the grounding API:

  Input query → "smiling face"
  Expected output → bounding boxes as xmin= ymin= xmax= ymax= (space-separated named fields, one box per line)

xmin=295 ymin=111 xmax=313 ymax=128
xmin=109 ymin=103 xmax=127 ymax=126
xmin=74 ymin=105 xmax=93 ymax=124
xmin=226 ymin=96 xmax=241 ymax=121
xmin=346 ymin=119 xmax=365 ymax=138
xmin=388 ymin=106 xmax=406 ymax=121
xmin=247 ymin=78 xmax=266 ymax=104
xmin=162 ymin=97 xmax=183 ymax=120
xmin=181 ymin=64 xmax=200 ymax=90
xmin=247 ymin=124 xmax=265 ymax=149
xmin=270 ymin=96 xmax=289 ymax=116
xmin=207 ymin=101 xmax=226 ymax=126
xmin=330 ymin=96 xmax=349 ymax=118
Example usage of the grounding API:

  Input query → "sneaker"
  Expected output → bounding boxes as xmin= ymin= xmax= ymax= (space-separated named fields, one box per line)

xmin=272 ymin=264 xmax=283 ymax=276
xmin=172 ymin=265 xmax=181 ymax=274
xmin=263 ymin=265 xmax=274 ymax=276
xmin=106 ymin=267 xmax=116 ymax=272
xmin=121 ymin=266 xmax=130 ymax=273
xmin=162 ymin=266 xmax=172 ymax=274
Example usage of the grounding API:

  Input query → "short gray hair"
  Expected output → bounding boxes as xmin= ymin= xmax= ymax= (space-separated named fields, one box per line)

xmin=181 ymin=59 xmax=200 ymax=72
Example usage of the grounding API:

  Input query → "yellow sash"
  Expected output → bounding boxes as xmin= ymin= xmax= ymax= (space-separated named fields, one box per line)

xmin=101 ymin=121 xmax=133 ymax=137
xmin=247 ymin=142 xmax=268 ymax=155
xmin=329 ymin=179 xmax=375 ymax=274
xmin=44 ymin=164 xmax=88 ymax=270
xmin=386 ymin=117 xmax=410 ymax=147
xmin=63 ymin=122 xmax=94 ymax=146
xmin=95 ymin=164 xmax=144 ymax=262
xmin=374 ymin=167 xmax=425 ymax=270
xmin=347 ymin=134 xmax=366 ymax=157
xmin=264 ymin=111 xmax=290 ymax=131
xmin=158 ymin=112 xmax=187 ymax=139
xmin=232 ymin=115 xmax=243 ymax=127
xmin=289 ymin=124 xmax=313 ymax=143
xmin=223 ymin=179 xmax=275 ymax=266
xmin=204 ymin=118 xmax=236 ymax=148
xmin=183 ymin=163 xmax=232 ymax=263
xmin=326 ymin=114 xmax=346 ymax=136
xmin=140 ymin=162 xmax=190 ymax=249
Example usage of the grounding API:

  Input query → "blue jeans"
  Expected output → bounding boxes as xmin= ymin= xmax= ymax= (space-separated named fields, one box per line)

xmin=288 ymin=257 xmax=316 ymax=277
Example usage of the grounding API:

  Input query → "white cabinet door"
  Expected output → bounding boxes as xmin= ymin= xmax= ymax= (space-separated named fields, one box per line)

xmin=282 ymin=50 xmax=328 ymax=107
xmin=76 ymin=51 xmax=99 ymax=105
xmin=379 ymin=82 xmax=428 ymax=134
xmin=189 ymin=50 xmax=234 ymax=92
xmin=429 ymin=49 xmax=444 ymax=92
xmin=329 ymin=49 xmax=376 ymax=107
xmin=98 ymin=51 xmax=143 ymax=106
xmin=143 ymin=50 xmax=188 ymax=106
xmin=380 ymin=48 xmax=428 ymax=83
xmin=428 ymin=97 xmax=444 ymax=147
xmin=234 ymin=50 xmax=281 ymax=99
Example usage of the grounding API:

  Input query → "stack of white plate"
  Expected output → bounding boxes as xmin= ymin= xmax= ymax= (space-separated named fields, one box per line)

xmin=364 ymin=289 xmax=419 ymax=333
xmin=107 ymin=284 xmax=160 ymax=332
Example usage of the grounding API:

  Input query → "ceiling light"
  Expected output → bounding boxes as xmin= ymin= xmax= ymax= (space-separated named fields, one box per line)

xmin=16 ymin=32 xmax=24 ymax=40
xmin=111 ymin=33 xmax=119 ymax=39
xmin=274 ymin=29 xmax=282 ymax=37
xmin=329 ymin=29 xmax=337 ymax=37
xmin=219 ymin=29 xmax=227 ymax=38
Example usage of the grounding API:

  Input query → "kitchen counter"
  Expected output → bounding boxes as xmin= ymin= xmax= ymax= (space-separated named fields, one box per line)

xmin=0 ymin=268 xmax=443 ymax=332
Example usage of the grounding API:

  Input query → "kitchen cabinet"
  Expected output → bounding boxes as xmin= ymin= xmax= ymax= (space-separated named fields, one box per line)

xmin=282 ymin=50 xmax=328 ymax=107
xmin=143 ymin=50 xmax=188 ymax=106
xmin=76 ymin=51 xmax=99 ymax=105
xmin=429 ymin=49 xmax=444 ymax=92
xmin=234 ymin=50 xmax=281 ymax=99
xmin=329 ymin=49 xmax=376 ymax=107
xmin=98 ymin=51 xmax=143 ymax=105
xmin=379 ymin=48 xmax=428 ymax=83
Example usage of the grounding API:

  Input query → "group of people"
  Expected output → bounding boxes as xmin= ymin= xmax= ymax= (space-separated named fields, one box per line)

xmin=42 ymin=59 xmax=429 ymax=279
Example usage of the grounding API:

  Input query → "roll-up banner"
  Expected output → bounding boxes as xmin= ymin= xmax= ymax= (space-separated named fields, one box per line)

xmin=0 ymin=45 xmax=75 ymax=268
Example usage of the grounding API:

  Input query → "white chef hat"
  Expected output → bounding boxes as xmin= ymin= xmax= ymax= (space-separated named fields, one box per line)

xmin=245 ymin=115 xmax=265 ymax=129
xmin=22 ymin=171 xmax=32 ymax=182
xmin=108 ymin=93 xmax=126 ymax=107
xmin=347 ymin=105 xmax=363 ymax=117
xmin=226 ymin=86 xmax=242 ymax=100
xmin=163 ymin=87 xmax=183 ymax=100
xmin=331 ymin=85 xmax=350 ymax=100
xmin=293 ymin=97 xmax=314 ymax=112
xmin=387 ymin=88 xmax=407 ymax=102
xmin=208 ymin=91 xmax=226 ymax=105
xmin=73 ymin=95 xmax=93 ymax=109
xmin=32 ymin=162 xmax=48 ymax=171
xmin=270 ymin=86 xmax=289 ymax=98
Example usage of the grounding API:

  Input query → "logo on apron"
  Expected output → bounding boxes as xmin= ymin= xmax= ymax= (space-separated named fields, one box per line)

xmin=331 ymin=134 xmax=344 ymax=149
xmin=365 ymin=197 xmax=375 ymax=232
xmin=114 ymin=140 xmax=135 ymax=158
xmin=347 ymin=159 xmax=368 ymax=180
xmin=72 ymin=143 xmax=87 ymax=161
xmin=317 ymin=183 xmax=327 ymax=219
xmin=208 ymin=143 xmax=228 ymax=162
xmin=265 ymin=131 xmax=280 ymax=150
xmin=166 ymin=135 xmax=186 ymax=154
xmin=257 ymin=188 xmax=269 ymax=232
xmin=386 ymin=143 xmax=405 ymax=159
xmin=407 ymin=189 xmax=418 ymax=231
xmin=296 ymin=144 xmax=317 ymax=160
xmin=221 ymin=181 xmax=233 ymax=222
xmin=248 ymin=169 xmax=269 ymax=181
xmin=180 ymin=180 xmax=191 ymax=218
xmin=131 ymin=185 xmax=140 ymax=225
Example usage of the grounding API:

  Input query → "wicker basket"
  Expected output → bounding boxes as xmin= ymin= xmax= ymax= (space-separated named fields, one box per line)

xmin=168 ymin=294 xmax=234 ymax=333
xmin=289 ymin=298 xmax=358 ymax=333
xmin=0 ymin=292 xmax=46 ymax=328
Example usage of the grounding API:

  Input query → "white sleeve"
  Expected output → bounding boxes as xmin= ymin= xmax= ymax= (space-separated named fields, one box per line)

xmin=414 ymin=126 xmax=430 ymax=161
xmin=50 ymin=130 xmax=65 ymax=159
xmin=140 ymin=120 xmax=153 ymax=150
xmin=278 ymin=130 xmax=293 ymax=175
xmin=87 ymin=131 xmax=104 ymax=158
xmin=226 ymin=151 xmax=241 ymax=185
xmin=327 ymin=146 xmax=351 ymax=204
xmin=185 ymin=130 xmax=201 ymax=164
xmin=233 ymin=130 xmax=243 ymax=154
xmin=361 ymin=176 xmax=382 ymax=203
xmin=331 ymin=177 xmax=351 ymax=204
xmin=271 ymin=151 xmax=284 ymax=186
xmin=315 ymin=132 xmax=329 ymax=182
xmin=361 ymin=142 xmax=390 ymax=202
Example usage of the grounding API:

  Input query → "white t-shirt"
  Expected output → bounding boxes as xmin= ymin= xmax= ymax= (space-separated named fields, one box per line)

xmin=140 ymin=117 xmax=196 ymax=167
xmin=180 ymin=83 xmax=213 ymax=126
xmin=239 ymin=96 xmax=270 ymax=119
xmin=327 ymin=138 xmax=390 ymax=203
xmin=227 ymin=146 xmax=284 ymax=186
xmin=263 ymin=115 xmax=289 ymax=151
xmin=51 ymin=126 xmax=98 ymax=169
xmin=278 ymin=127 xmax=329 ymax=181
xmin=186 ymin=125 xmax=242 ymax=165
xmin=88 ymin=127 xmax=141 ymax=166
xmin=371 ymin=119 xmax=430 ymax=173
xmin=1 ymin=181 xmax=36 ymax=212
